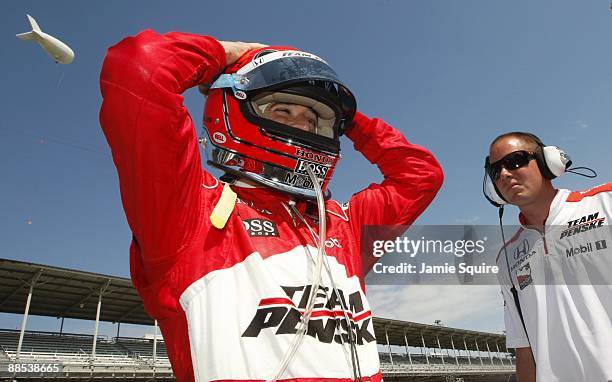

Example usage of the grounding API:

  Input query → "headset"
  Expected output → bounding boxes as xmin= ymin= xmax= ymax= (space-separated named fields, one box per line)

xmin=482 ymin=133 xmax=572 ymax=207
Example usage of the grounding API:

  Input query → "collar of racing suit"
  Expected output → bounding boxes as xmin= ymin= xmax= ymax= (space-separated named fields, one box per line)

xmin=229 ymin=183 xmax=320 ymax=227
xmin=517 ymin=188 xmax=563 ymax=228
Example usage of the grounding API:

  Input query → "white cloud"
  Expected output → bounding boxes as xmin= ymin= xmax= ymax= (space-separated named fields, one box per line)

xmin=454 ymin=216 xmax=481 ymax=224
xmin=576 ymin=120 xmax=589 ymax=129
xmin=366 ymin=284 xmax=505 ymax=333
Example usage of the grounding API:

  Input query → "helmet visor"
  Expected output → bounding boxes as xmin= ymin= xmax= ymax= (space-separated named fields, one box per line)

xmin=235 ymin=52 xmax=343 ymax=92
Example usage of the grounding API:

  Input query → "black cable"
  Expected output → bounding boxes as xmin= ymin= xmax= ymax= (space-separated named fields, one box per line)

xmin=566 ymin=166 xmax=597 ymax=178
xmin=498 ymin=206 xmax=532 ymax=348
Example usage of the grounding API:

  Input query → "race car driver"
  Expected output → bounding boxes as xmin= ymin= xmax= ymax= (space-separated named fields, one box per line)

xmin=484 ymin=132 xmax=612 ymax=381
xmin=99 ymin=30 xmax=444 ymax=382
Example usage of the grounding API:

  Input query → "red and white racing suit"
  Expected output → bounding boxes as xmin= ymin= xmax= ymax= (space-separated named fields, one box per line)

xmin=99 ymin=30 xmax=443 ymax=382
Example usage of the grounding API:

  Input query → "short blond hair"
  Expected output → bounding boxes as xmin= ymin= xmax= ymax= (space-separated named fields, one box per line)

xmin=490 ymin=132 xmax=542 ymax=153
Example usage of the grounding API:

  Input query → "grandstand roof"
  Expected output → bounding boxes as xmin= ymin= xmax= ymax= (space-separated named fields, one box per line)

xmin=373 ymin=317 xmax=508 ymax=353
xmin=0 ymin=258 xmax=507 ymax=352
xmin=0 ymin=258 xmax=152 ymax=325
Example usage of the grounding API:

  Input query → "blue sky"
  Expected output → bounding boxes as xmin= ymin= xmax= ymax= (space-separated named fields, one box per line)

xmin=1 ymin=0 xmax=611 ymax=338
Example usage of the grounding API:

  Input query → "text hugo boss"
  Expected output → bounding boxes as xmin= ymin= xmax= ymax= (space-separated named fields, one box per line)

xmin=295 ymin=159 xmax=330 ymax=178
xmin=243 ymin=219 xmax=279 ymax=237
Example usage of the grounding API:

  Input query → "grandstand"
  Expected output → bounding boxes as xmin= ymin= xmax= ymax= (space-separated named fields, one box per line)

xmin=0 ymin=258 xmax=515 ymax=381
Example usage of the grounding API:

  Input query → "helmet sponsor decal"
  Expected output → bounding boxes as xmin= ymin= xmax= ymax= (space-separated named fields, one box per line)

xmin=234 ymin=90 xmax=247 ymax=100
xmin=295 ymin=159 xmax=330 ymax=179
xmin=237 ymin=50 xmax=328 ymax=75
xmin=283 ymin=159 xmax=331 ymax=190
xmin=212 ymin=132 xmax=227 ymax=144
xmin=295 ymin=148 xmax=335 ymax=165
xmin=284 ymin=173 xmax=317 ymax=189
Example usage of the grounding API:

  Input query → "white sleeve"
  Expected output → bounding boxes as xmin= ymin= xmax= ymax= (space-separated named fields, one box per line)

xmin=497 ymin=253 xmax=530 ymax=348
xmin=500 ymin=283 xmax=530 ymax=348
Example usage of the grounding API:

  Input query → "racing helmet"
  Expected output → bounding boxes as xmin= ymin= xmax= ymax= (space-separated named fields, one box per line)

xmin=202 ymin=46 xmax=356 ymax=200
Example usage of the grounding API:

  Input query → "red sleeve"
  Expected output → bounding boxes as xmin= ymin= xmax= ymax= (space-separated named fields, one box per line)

xmin=99 ymin=30 xmax=226 ymax=270
xmin=345 ymin=112 xmax=444 ymax=275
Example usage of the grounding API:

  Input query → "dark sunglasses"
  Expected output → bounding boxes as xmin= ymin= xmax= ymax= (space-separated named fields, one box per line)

xmin=488 ymin=150 xmax=536 ymax=181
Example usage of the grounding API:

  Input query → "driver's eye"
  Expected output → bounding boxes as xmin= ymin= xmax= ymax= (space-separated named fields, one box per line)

xmin=273 ymin=107 xmax=290 ymax=114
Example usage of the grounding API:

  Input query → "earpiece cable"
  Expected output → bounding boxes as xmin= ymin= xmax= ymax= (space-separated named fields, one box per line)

xmin=566 ymin=166 xmax=597 ymax=178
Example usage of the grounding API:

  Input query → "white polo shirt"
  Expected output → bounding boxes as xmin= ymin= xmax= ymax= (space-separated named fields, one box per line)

xmin=497 ymin=184 xmax=612 ymax=382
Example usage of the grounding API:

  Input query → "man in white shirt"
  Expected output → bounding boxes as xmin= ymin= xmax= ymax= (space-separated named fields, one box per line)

xmin=484 ymin=132 xmax=612 ymax=381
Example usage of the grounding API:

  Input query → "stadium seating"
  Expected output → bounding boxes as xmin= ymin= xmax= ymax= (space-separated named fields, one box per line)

xmin=0 ymin=328 xmax=514 ymax=380
xmin=115 ymin=337 xmax=171 ymax=367
xmin=0 ymin=329 xmax=173 ymax=378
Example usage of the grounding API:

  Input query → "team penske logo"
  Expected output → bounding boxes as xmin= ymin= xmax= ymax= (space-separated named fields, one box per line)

xmin=242 ymin=284 xmax=375 ymax=345
xmin=560 ymin=212 xmax=606 ymax=239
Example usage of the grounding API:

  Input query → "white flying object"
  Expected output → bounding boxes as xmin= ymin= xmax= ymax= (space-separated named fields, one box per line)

xmin=16 ymin=14 xmax=74 ymax=64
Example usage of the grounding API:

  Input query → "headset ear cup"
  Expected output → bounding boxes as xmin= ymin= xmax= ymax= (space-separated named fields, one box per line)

xmin=542 ymin=146 xmax=571 ymax=178
xmin=484 ymin=174 xmax=507 ymax=206
xmin=534 ymin=147 xmax=555 ymax=179
xmin=483 ymin=158 xmax=507 ymax=207
xmin=523 ymin=132 xmax=555 ymax=179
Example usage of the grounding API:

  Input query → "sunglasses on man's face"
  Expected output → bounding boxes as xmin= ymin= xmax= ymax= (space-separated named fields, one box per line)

xmin=488 ymin=150 xmax=536 ymax=182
